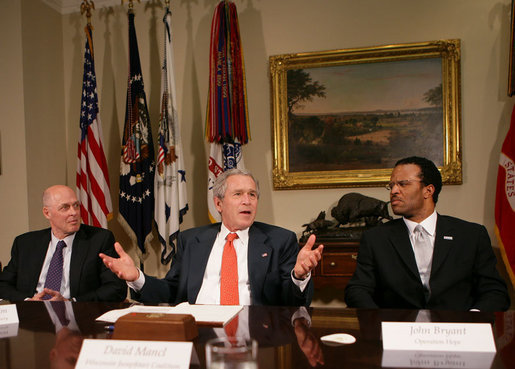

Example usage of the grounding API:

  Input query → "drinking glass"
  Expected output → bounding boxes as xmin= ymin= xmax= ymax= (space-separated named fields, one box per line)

xmin=205 ymin=337 xmax=258 ymax=369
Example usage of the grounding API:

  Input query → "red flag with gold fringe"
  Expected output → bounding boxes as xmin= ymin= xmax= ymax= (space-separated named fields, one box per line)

xmin=495 ymin=105 xmax=515 ymax=288
xmin=206 ymin=1 xmax=250 ymax=223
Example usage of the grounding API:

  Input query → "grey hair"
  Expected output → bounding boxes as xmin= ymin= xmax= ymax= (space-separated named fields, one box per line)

xmin=212 ymin=168 xmax=260 ymax=200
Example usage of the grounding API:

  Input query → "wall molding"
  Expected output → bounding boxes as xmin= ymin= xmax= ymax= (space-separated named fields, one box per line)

xmin=41 ymin=0 xmax=127 ymax=15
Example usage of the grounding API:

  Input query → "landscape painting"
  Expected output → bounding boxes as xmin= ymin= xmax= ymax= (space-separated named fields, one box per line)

xmin=287 ymin=59 xmax=443 ymax=172
xmin=270 ymin=40 xmax=462 ymax=189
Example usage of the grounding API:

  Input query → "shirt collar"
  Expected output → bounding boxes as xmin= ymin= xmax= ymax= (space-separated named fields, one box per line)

xmin=50 ymin=232 xmax=76 ymax=248
xmin=220 ymin=223 xmax=249 ymax=244
xmin=403 ymin=210 xmax=437 ymax=237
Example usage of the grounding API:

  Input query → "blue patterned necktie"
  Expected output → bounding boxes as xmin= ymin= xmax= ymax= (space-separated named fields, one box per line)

xmin=43 ymin=240 xmax=66 ymax=300
xmin=50 ymin=301 xmax=70 ymax=326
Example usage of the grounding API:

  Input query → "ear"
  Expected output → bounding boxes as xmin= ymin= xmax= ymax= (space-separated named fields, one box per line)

xmin=49 ymin=348 xmax=57 ymax=361
xmin=214 ymin=197 xmax=223 ymax=213
xmin=424 ymin=184 xmax=435 ymax=200
xmin=42 ymin=206 xmax=51 ymax=220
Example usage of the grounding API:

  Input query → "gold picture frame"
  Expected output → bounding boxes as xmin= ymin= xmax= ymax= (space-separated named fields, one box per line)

xmin=270 ymin=40 xmax=462 ymax=189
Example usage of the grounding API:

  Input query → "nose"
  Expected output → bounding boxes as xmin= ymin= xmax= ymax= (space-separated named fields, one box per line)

xmin=241 ymin=193 xmax=251 ymax=204
xmin=390 ymin=182 xmax=400 ymax=194
xmin=70 ymin=204 xmax=79 ymax=215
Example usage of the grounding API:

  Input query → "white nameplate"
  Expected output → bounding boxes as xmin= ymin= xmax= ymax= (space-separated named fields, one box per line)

xmin=382 ymin=322 xmax=496 ymax=352
xmin=0 ymin=323 xmax=19 ymax=338
xmin=75 ymin=339 xmax=193 ymax=369
xmin=0 ymin=304 xmax=19 ymax=326
xmin=382 ymin=350 xmax=496 ymax=368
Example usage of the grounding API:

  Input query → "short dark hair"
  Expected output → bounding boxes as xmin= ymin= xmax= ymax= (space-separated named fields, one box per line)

xmin=394 ymin=156 xmax=442 ymax=203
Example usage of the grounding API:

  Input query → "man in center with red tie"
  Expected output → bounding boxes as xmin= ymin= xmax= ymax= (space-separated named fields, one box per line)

xmin=101 ymin=168 xmax=323 ymax=307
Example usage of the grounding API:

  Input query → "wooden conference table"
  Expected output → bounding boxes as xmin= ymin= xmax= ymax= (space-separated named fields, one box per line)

xmin=1 ymin=301 xmax=514 ymax=369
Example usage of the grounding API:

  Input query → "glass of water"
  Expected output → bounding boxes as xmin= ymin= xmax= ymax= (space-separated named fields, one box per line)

xmin=205 ymin=337 xmax=258 ymax=369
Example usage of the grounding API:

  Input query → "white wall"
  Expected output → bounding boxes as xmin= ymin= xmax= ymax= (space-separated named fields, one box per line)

xmin=1 ymin=0 xmax=513 ymax=282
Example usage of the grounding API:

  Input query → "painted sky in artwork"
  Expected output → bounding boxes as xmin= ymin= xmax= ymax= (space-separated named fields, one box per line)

xmin=295 ymin=58 xmax=442 ymax=114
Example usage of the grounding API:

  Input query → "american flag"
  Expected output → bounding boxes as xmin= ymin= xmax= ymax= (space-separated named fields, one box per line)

xmin=154 ymin=6 xmax=189 ymax=264
xmin=76 ymin=25 xmax=112 ymax=228
xmin=118 ymin=10 xmax=155 ymax=255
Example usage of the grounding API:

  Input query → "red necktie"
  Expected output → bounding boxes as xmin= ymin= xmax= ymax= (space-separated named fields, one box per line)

xmin=220 ymin=233 xmax=239 ymax=305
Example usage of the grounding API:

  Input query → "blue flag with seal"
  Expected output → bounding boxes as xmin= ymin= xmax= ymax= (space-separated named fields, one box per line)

xmin=119 ymin=9 xmax=155 ymax=257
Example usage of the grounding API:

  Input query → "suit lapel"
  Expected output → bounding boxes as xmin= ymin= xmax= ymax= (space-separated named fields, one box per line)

xmin=388 ymin=220 xmax=421 ymax=279
xmin=70 ymin=226 xmax=88 ymax=296
xmin=188 ymin=225 xmax=219 ymax=300
xmin=248 ymin=225 xmax=272 ymax=304
xmin=29 ymin=230 xmax=53 ymax=290
xmin=431 ymin=214 xmax=454 ymax=276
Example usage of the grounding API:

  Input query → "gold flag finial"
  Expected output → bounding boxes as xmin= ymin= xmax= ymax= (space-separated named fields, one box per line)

xmin=80 ymin=0 xmax=95 ymax=26
xmin=122 ymin=0 xmax=140 ymax=11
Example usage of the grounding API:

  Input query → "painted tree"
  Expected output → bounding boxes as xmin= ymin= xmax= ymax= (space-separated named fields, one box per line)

xmin=287 ymin=69 xmax=326 ymax=118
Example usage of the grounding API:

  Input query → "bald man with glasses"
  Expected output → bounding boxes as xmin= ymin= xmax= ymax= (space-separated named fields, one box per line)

xmin=345 ymin=156 xmax=510 ymax=312
xmin=0 ymin=185 xmax=126 ymax=302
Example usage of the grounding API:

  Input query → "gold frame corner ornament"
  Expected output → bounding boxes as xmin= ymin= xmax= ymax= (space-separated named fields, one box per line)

xmin=270 ymin=40 xmax=462 ymax=190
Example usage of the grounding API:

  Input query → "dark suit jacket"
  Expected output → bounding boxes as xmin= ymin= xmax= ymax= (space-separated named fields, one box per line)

xmin=0 ymin=225 xmax=127 ymax=302
xmin=136 ymin=222 xmax=313 ymax=306
xmin=345 ymin=215 xmax=510 ymax=311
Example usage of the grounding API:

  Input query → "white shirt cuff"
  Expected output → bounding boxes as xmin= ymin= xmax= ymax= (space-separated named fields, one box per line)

xmin=291 ymin=270 xmax=311 ymax=292
xmin=291 ymin=306 xmax=311 ymax=327
xmin=127 ymin=269 xmax=145 ymax=292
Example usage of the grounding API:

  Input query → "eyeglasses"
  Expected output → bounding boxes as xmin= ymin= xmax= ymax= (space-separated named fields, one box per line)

xmin=385 ymin=179 xmax=423 ymax=191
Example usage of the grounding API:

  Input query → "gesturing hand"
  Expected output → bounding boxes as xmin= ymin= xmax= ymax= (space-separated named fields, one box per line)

xmin=99 ymin=242 xmax=139 ymax=282
xmin=294 ymin=234 xmax=323 ymax=280
xmin=29 ymin=288 xmax=67 ymax=301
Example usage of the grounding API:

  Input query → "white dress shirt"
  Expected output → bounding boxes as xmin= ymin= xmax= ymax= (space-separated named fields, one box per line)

xmin=196 ymin=224 xmax=251 ymax=304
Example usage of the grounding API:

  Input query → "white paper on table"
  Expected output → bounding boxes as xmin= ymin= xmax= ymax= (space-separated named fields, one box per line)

xmin=96 ymin=302 xmax=242 ymax=326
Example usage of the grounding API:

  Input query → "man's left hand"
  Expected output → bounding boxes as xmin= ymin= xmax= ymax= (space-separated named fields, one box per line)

xmin=294 ymin=234 xmax=323 ymax=280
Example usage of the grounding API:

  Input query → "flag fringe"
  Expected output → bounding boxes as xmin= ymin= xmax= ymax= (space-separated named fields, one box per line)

xmin=117 ymin=213 xmax=152 ymax=263
xmin=495 ymin=225 xmax=515 ymax=289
